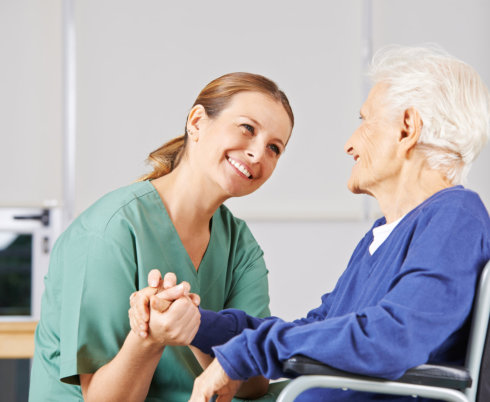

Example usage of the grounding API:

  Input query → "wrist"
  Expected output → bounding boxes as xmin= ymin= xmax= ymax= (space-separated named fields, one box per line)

xmin=127 ymin=329 xmax=165 ymax=354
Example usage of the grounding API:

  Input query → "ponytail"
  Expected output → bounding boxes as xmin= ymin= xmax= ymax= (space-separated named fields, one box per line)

xmin=138 ymin=134 xmax=187 ymax=181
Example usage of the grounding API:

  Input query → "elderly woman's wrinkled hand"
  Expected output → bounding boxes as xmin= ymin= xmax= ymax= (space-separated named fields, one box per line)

xmin=128 ymin=270 xmax=200 ymax=339
xmin=189 ymin=358 xmax=242 ymax=402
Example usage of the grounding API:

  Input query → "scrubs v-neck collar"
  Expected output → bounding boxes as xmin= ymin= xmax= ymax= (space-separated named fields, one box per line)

xmin=147 ymin=180 xmax=216 ymax=277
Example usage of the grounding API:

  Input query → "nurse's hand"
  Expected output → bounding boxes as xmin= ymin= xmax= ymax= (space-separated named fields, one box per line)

xmin=128 ymin=270 xmax=173 ymax=337
xmin=128 ymin=270 xmax=200 ymax=338
xmin=148 ymin=291 xmax=201 ymax=346
xmin=189 ymin=358 xmax=242 ymax=402
xmin=148 ymin=271 xmax=200 ymax=312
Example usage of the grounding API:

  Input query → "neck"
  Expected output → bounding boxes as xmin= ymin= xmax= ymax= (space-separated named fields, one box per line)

xmin=372 ymin=157 xmax=453 ymax=223
xmin=150 ymin=163 xmax=228 ymax=230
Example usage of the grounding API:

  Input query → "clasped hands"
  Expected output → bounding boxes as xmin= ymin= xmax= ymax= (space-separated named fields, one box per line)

xmin=128 ymin=270 xmax=245 ymax=401
xmin=128 ymin=270 xmax=201 ymax=346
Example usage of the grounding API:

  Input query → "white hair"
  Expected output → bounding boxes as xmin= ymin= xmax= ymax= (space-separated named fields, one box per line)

xmin=369 ymin=45 xmax=490 ymax=184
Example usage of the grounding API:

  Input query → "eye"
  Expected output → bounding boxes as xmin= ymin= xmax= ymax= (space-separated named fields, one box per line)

xmin=241 ymin=123 xmax=255 ymax=134
xmin=268 ymin=144 xmax=281 ymax=155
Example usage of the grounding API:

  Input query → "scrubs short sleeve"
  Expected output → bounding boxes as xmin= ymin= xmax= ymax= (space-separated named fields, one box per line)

xmin=58 ymin=217 xmax=137 ymax=384
xmin=224 ymin=222 xmax=270 ymax=318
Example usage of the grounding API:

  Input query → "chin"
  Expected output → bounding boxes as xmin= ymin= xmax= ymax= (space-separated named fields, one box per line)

xmin=347 ymin=180 xmax=359 ymax=194
xmin=347 ymin=182 xmax=367 ymax=196
xmin=347 ymin=175 xmax=369 ymax=194
xmin=231 ymin=186 xmax=258 ymax=198
xmin=223 ymin=178 xmax=263 ymax=198
xmin=222 ymin=184 xmax=253 ymax=198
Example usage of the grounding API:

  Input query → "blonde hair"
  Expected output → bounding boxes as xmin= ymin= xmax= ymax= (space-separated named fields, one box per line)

xmin=139 ymin=72 xmax=294 ymax=181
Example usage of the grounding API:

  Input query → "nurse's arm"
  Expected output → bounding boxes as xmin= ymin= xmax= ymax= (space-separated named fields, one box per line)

xmin=80 ymin=285 xmax=196 ymax=401
xmin=80 ymin=330 xmax=165 ymax=402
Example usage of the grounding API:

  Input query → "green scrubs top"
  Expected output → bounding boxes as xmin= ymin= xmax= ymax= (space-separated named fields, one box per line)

xmin=29 ymin=180 xmax=271 ymax=401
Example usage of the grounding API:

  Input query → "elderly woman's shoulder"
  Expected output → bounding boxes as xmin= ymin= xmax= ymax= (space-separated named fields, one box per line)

xmin=435 ymin=185 xmax=486 ymax=205
xmin=423 ymin=185 xmax=489 ymax=222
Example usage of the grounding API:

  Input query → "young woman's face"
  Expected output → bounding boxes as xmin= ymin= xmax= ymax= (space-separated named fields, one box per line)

xmin=188 ymin=91 xmax=292 ymax=198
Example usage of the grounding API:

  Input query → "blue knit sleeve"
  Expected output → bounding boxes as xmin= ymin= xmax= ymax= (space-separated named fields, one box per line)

xmin=192 ymin=292 xmax=333 ymax=354
xmin=190 ymin=308 xmax=267 ymax=355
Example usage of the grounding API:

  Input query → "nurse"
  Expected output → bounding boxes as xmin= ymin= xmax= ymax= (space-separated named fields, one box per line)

xmin=29 ymin=72 xmax=294 ymax=401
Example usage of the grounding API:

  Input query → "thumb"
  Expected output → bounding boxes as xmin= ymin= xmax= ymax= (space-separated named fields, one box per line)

xmin=188 ymin=293 xmax=201 ymax=307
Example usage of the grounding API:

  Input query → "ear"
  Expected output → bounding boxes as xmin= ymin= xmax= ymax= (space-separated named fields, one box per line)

xmin=398 ymin=107 xmax=423 ymax=157
xmin=186 ymin=105 xmax=207 ymax=142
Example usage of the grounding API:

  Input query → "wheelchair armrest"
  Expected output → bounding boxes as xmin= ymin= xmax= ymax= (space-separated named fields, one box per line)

xmin=283 ymin=355 xmax=472 ymax=391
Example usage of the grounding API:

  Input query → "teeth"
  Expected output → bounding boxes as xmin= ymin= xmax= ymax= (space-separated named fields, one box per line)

xmin=228 ymin=157 xmax=252 ymax=178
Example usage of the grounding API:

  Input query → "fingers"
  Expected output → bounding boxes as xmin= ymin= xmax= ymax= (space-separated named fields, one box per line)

xmin=133 ymin=281 xmax=192 ymax=335
xmin=132 ymin=286 xmax=157 ymax=322
xmin=148 ymin=295 xmax=201 ymax=346
xmin=150 ymin=295 xmax=172 ymax=313
xmin=129 ymin=304 xmax=149 ymax=339
xmin=128 ymin=306 xmax=142 ymax=338
xmin=147 ymin=269 xmax=163 ymax=288
xmin=163 ymin=272 xmax=177 ymax=289
xmin=155 ymin=281 xmax=190 ymax=301
xmin=189 ymin=359 xmax=240 ymax=402
xmin=130 ymin=275 xmax=201 ymax=343
xmin=188 ymin=387 xmax=207 ymax=402
xmin=188 ymin=292 xmax=201 ymax=307
xmin=189 ymin=371 xmax=214 ymax=402
xmin=128 ymin=286 xmax=158 ymax=337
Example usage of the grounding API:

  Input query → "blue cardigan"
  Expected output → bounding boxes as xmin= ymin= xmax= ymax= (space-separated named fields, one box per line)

xmin=192 ymin=186 xmax=490 ymax=401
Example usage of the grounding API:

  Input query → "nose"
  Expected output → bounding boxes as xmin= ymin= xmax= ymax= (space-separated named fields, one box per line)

xmin=344 ymin=128 xmax=358 ymax=155
xmin=344 ymin=137 xmax=354 ymax=155
xmin=246 ymin=140 xmax=266 ymax=163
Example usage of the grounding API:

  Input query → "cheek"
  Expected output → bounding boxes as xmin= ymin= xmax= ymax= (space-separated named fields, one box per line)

xmin=358 ymin=130 xmax=380 ymax=163
xmin=262 ymin=158 xmax=279 ymax=180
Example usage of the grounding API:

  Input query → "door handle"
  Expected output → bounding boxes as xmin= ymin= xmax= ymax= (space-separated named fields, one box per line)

xmin=13 ymin=209 xmax=50 ymax=227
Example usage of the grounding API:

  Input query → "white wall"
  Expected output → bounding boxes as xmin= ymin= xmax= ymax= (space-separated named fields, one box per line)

xmin=1 ymin=0 xmax=490 ymax=320
xmin=249 ymin=220 xmax=372 ymax=321
xmin=370 ymin=0 xmax=490 ymax=215
xmin=0 ymin=1 xmax=62 ymax=206
xmin=75 ymin=0 xmax=364 ymax=220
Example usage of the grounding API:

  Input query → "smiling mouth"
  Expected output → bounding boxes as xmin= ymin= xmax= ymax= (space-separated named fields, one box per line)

xmin=227 ymin=156 xmax=253 ymax=179
xmin=354 ymin=155 xmax=360 ymax=163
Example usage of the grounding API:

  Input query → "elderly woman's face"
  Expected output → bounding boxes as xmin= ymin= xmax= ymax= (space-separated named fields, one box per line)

xmin=344 ymin=83 xmax=404 ymax=196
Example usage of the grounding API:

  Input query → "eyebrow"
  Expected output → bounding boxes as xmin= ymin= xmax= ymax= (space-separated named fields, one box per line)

xmin=240 ymin=115 xmax=262 ymax=128
xmin=276 ymin=137 xmax=287 ymax=148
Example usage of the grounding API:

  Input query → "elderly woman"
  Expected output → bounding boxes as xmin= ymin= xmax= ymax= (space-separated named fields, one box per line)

xmin=176 ymin=46 xmax=490 ymax=401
